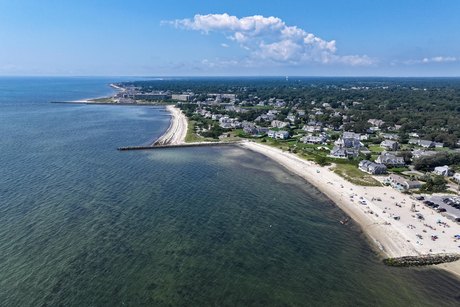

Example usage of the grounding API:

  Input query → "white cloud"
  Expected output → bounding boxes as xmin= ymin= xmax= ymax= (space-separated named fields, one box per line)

xmin=401 ymin=56 xmax=458 ymax=65
xmin=422 ymin=56 xmax=457 ymax=63
xmin=166 ymin=13 xmax=373 ymax=66
xmin=220 ymin=43 xmax=229 ymax=48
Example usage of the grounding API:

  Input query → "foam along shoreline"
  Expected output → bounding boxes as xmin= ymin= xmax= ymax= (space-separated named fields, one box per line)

xmin=153 ymin=105 xmax=188 ymax=146
xmin=239 ymin=141 xmax=460 ymax=275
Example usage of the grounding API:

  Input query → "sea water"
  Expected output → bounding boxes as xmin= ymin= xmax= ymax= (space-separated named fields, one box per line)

xmin=0 ymin=77 xmax=459 ymax=306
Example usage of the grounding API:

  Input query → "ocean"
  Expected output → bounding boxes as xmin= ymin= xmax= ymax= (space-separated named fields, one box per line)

xmin=0 ymin=77 xmax=459 ymax=306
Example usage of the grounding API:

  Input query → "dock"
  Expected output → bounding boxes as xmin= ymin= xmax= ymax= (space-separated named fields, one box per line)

xmin=117 ymin=142 xmax=240 ymax=151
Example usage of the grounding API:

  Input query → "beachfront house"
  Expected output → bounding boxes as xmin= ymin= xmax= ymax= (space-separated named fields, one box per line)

xmin=335 ymin=132 xmax=361 ymax=149
xmin=359 ymin=160 xmax=387 ymax=175
xmin=268 ymin=130 xmax=289 ymax=139
xmin=380 ymin=140 xmax=399 ymax=151
xmin=330 ymin=146 xmax=359 ymax=158
xmin=385 ymin=174 xmax=421 ymax=191
xmin=300 ymin=135 xmax=327 ymax=144
xmin=433 ymin=165 xmax=453 ymax=177
xmin=243 ymin=127 xmax=268 ymax=137
xmin=275 ymin=131 xmax=289 ymax=139
xmin=376 ymin=152 xmax=405 ymax=166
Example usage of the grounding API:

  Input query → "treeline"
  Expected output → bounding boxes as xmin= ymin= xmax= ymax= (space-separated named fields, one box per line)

xmin=414 ymin=152 xmax=460 ymax=171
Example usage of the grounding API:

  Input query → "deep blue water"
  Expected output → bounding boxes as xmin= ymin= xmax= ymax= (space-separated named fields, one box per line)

xmin=1 ymin=77 xmax=460 ymax=306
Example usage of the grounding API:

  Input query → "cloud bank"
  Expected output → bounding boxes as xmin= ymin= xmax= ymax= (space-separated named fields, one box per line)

xmin=166 ymin=13 xmax=373 ymax=66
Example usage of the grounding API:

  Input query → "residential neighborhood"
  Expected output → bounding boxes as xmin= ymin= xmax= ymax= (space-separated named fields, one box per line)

xmin=113 ymin=80 xmax=460 ymax=207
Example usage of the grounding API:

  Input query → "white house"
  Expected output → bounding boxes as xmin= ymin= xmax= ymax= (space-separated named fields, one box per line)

xmin=453 ymin=173 xmax=460 ymax=183
xmin=433 ymin=165 xmax=453 ymax=177
xmin=275 ymin=131 xmax=289 ymax=139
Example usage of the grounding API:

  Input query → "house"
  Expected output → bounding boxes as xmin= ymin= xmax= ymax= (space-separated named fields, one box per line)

xmin=336 ymin=132 xmax=362 ymax=149
xmin=267 ymin=130 xmax=289 ymax=139
xmin=359 ymin=160 xmax=387 ymax=175
xmin=381 ymin=133 xmax=399 ymax=141
xmin=453 ymin=173 xmax=460 ymax=183
xmin=244 ymin=126 xmax=268 ymax=137
xmin=368 ymin=119 xmax=385 ymax=127
xmin=376 ymin=152 xmax=405 ymax=166
xmin=271 ymin=120 xmax=289 ymax=128
xmin=330 ymin=146 xmax=347 ymax=158
xmin=380 ymin=140 xmax=399 ymax=151
xmin=300 ymin=135 xmax=326 ymax=144
xmin=420 ymin=140 xmax=435 ymax=148
xmin=433 ymin=165 xmax=453 ymax=177
xmin=297 ymin=110 xmax=306 ymax=116
xmin=367 ymin=127 xmax=380 ymax=134
xmin=275 ymin=131 xmax=289 ymax=139
xmin=287 ymin=114 xmax=296 ymax=122
xmin=386 ymin=174 xmax=421 ymax=191
xmin=330 ymin=146 xmax=359 ymax=158
xmin=412 ymin=149 xmax=437 ymax=159
xmin=302 ymin=125 xmax=323 ymax=133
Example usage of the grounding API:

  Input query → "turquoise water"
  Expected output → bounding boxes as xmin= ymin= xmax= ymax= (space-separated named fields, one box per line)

xmin=1 ymin=77 xmax=460 ymax=306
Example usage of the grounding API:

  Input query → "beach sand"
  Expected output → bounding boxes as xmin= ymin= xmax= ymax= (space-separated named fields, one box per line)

xmin=153 ymin=105 xmax=188 ymax=145
xmin=239 ymin=141 xmax=460 ymax=275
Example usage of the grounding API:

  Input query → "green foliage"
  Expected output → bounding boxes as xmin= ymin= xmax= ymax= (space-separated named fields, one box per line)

xmin=332 ymin=164 xmax=382 ymax=186
xmin=420 ymin=175 xmax=447 ymax=192
xmin=414 ymin=152 xmax=460 ymax=171
xmin=315 ymin=155 xmax=329 ymax=166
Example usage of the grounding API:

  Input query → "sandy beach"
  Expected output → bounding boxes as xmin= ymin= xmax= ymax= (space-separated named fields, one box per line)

xmin=153 ymin=105 xmax=188 ymax=145
xmin=239 ymin=141 xmax=460 ymax=274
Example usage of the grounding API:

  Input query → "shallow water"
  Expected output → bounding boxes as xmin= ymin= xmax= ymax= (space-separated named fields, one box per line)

xmin=0 ymin=77 xmax=459 ymax=306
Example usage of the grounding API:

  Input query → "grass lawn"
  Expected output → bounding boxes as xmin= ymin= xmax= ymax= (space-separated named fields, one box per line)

xmin=89 ymin=97 xmax=116 ymax=103
xmin=185 ymin=120 xmax=217 ymax=143
xmin=332 ymin=163 xmax=382 ymax=186
xmin=388 ymin=166 xmax=410 ymax=173
xmin=368 ymin=145 xmax=385 ymax=153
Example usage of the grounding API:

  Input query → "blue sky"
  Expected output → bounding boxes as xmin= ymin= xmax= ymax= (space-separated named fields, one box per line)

xmin=1 ymin=0 xmax=459 ymax=76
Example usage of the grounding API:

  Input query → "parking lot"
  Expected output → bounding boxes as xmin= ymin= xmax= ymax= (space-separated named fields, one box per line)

xmin=424 ymin=195 xmax=460 ymax=222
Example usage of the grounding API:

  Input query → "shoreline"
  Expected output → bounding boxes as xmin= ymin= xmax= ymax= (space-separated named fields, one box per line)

xmin=153 ymin=105 xmax=188 ymax=145
xmin=61 ymin=84 xmax=460 ymax=278
xmin=237 ymin=141 xmax=460 ymax=277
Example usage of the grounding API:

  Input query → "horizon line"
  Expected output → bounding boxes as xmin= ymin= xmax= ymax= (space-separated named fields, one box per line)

xmin=1 ymin=75 xmax=460 ymax=79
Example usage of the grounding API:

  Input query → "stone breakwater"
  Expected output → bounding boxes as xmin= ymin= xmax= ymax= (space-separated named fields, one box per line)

xmin=383 ymin=254 xmax=460 ymax=267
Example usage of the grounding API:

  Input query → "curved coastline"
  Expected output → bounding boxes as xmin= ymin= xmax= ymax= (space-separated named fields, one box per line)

xmin=238 ymin=141 xmax=460 ymax=276
xmin=140 ymin=104 xmax=460 ymax=279
xmin=153 ymin=105 xmax=188 ymax=146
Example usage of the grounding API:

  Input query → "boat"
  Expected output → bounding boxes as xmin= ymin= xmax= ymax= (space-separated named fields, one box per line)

xmin=340 ymin=218 xmax=350 ymax=225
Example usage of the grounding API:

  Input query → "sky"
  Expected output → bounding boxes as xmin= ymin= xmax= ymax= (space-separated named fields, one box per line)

xmin=0 ymin=0 xmax=459 ymax=76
